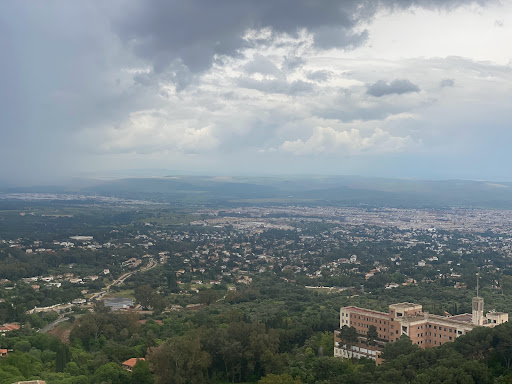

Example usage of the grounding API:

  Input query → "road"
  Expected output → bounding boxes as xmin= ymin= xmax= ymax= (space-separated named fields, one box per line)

xmin=39 ymin=316 xmax=70 ymax=334
xmin=89 ymin=258 xmax=157 ymax=301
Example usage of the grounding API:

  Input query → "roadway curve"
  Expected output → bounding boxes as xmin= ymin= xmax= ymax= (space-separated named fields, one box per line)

xmin=89 ymin=258 xmax=157 ymax=301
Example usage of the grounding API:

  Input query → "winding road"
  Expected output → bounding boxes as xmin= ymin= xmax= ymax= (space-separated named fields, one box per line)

xmin=89 ymin=258 xmax=157 ymax=301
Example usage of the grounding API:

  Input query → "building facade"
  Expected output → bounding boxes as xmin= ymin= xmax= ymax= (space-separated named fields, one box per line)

xmin=334 ymin=297 xmax=508 ymax=364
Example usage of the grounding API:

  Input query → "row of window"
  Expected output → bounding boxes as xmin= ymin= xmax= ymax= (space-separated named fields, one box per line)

xmin=416 ymin=333 xmax=454 ymax=341
xmin=427 ymin=324 xmax=452 ymax=332
xmin=355 ymin=323 xmax=387 ymax=332
xmin=345 ymin=313 xmax=389 ymax=325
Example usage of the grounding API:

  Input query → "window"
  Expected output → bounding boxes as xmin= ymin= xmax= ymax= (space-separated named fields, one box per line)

xmin=449 ymin=329 xmax=452 ymax=333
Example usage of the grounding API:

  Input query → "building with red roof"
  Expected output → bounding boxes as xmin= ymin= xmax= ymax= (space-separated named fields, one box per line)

xmin=122 ymin=357 xmax=145 ymax=372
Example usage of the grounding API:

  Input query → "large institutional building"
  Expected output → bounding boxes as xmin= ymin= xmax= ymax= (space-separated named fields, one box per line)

xmin=334 ymin=296 xmax=508 ymax=365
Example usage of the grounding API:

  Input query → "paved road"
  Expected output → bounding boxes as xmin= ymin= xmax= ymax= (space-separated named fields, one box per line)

xmin=39 ymin=316 xmax=69 ymax=334
xmin=89 ymin=258 xmax=157 ymax=301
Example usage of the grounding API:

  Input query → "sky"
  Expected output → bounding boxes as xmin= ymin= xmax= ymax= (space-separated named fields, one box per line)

xmin=1 ymin=0 xmax=512 ymax=185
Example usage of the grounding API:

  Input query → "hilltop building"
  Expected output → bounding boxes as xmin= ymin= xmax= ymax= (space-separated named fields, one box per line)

xmin=334 ymin=297 xmax=508 ymax=365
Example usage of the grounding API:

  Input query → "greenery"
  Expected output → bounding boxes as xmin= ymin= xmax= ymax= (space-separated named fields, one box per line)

xmin=2 ymin=199 xmax=512 ymax=383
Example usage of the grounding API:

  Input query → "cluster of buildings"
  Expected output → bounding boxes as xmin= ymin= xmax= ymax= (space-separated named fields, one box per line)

xmin=201 ymin=206 xmax=512 ymax=235
xmin=334 ymin=296 xmax=508 ymax=365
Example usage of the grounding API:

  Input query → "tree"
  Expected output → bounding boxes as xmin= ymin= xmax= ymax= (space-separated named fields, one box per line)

xmin=164 ymin=269 xmax=179 ymax=292
xmin=494 ymin=323 xmax=512 ymax=369
xmin=0 ymin=366 xmax=24 ymax=384
xmin=259 ymin=373 xmax=303 ymax=384
xmin=367 ymin=325 xmax=378 ymax=346
xmin=56 ymin=344 xmax=71 ymax=372
xmin=93 ymin=362 xmax=130 ymax=384
xmin=149 ymin=333 xmax=211 ymax=384
xmin=198 ymin=289 xmax=218 ymax=305
xmin=131 ymin=360 xmax=154 ymax=384
xmin=134 ymin=285 xmax=155 ymax=309
xmin=339 ymin=326 xmax=358 ymax=358
xmin=381 ymin=335 xmax=419 ymax=361
xmin=151 ymin=294 xmax=166 ymax=314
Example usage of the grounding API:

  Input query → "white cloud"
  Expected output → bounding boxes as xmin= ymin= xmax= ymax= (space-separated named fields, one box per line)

xmin=87 ymin=110 xmax=218 ymax=155
xmin=280 ymin=127 xmax=414 ymax=155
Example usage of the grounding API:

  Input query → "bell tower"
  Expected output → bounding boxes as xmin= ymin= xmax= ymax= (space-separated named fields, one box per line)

xmin=472 ymin=273 xmax=484 ymax=325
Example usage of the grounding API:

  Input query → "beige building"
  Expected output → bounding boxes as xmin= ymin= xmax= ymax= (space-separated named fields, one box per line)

xmin=335 ymin=297 xmax=508 ymax=365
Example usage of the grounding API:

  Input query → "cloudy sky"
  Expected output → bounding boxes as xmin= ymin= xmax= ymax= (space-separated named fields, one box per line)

xmin=1 ymin=0 xmax=512 ymax=184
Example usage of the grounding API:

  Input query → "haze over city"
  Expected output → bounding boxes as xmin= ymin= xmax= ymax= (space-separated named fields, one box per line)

xmin=1 ymin=0 xmax=512 ymax=184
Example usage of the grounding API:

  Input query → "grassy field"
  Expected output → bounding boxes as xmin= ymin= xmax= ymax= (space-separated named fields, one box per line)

xmin=104 ymin=289 xmax=135 ymax=299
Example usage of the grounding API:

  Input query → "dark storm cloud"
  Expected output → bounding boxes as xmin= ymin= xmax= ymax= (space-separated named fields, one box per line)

xmin=366 ymin=79 xmax=421 ymax=97
xmin=113 ymin=0 xmax=487 ymax=75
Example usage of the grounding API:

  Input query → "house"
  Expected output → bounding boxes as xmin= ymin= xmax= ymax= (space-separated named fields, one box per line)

xmin=0 ymin=348 xmax=7 ymax=357
xmin=122 ymin=358 xmax=145 ymax=372
xmin=0 ymin=323 xmax=20 ymax=334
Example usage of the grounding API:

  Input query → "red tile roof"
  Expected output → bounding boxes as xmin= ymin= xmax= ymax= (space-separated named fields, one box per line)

xmin=122 ymin=357 xmax=145 ymax=368
xmin=0 ymin=324 xmax=20 ymax=332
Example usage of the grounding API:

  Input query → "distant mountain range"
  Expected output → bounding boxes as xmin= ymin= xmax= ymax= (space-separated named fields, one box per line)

xmin=3 ymin=176 xmax=512 ymax=209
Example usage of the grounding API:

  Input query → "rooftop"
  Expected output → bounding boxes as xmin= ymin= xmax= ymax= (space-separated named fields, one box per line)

xmin=343 ymin=306 xmax=389 ymax=318
xmin=448 ymin=313 xmax=473 ymax=323
xmin=122 ymin=358 xmax=145 ymax=368
xmin=389 ymin=302 xmax=422 ymax=310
